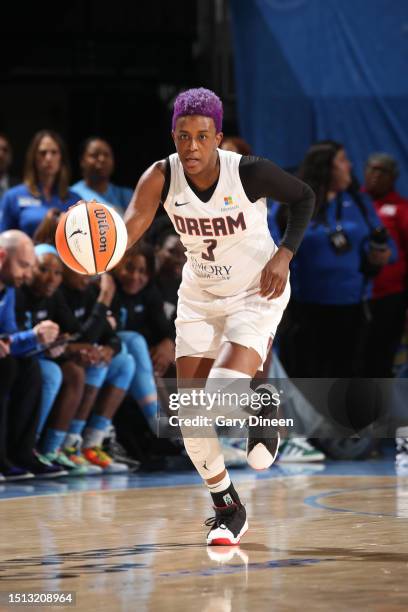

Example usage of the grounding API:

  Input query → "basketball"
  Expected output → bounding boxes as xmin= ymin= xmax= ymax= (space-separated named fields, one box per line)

xmin=55 ymin=200 xmax=128 ymax=275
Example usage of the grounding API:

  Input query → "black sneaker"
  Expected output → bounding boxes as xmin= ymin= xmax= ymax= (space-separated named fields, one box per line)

xmin=205 ymin=503 xmax=248 ymax=546
xmin=23 ymin=454 xmax=68 ymax=479
xmin=103 ymin=428 xmax=141 ymax=472
xmin=1 ymin=464 xmax=34 ymax=481
xmin=247 ymin=383 xmax=280 ymax=471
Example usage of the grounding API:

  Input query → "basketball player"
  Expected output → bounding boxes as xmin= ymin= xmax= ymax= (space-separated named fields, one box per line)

xmin=125 ymin=88 xmax=315 ymax=545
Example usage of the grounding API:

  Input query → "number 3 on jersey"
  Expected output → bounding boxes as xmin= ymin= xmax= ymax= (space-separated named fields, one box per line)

xmin=202 ymin=239 xmax=217 ymax=261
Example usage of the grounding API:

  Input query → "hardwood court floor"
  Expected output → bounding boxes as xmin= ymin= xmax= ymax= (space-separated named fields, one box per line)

xmin=0 ymin=461 xmax=408 ymax=611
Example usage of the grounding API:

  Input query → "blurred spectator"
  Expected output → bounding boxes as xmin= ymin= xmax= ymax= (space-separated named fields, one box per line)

xmin=278 ymin=140 xmax=393 ymax=377
xmin=220 ymin=136 xmax=252 ymax=155
xmin=15 ymin=244 xmax=90 ymax=475
xmin=364 ymin=153 xmax=408 ymax=206
xmin=110 ymin=243 xmax=175 ymax=433
xmin=0 ymin=230 xmax=63 ymax=479
xmin=112 ymin=242 xmax=175 ymax=361
xmin=71 ymin=137 xmax=133 ymax=214
xmin=155 ymin=230 xmax=186 ymax=323
xmin=361 ymin=153 xmax=408 ymax=376
xmin=60 ymin=265 xmax=134 ymax=472
xmin=17 ymin=246 xmax=135 ymax=474
xmin=0 ymin=130 xmax=79 ymax=237
xmin=0 ymin=134 xmax=18 ymax=200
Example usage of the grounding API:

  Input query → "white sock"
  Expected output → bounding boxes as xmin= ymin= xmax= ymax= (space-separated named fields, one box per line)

xmin=396 ymin=427 xmax=408 ymax=439
xmin=63 ymin=433 xmax=83 ymax=449
xmin=206 ymin=471 xmax=231 ymax=494
xmin=82 ymin=427 xmax=106 ymax=448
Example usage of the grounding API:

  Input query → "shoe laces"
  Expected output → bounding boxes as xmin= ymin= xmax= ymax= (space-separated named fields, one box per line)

xmin=290 ymin=438 xmax=314 ymax=451
xmin=204 ymin=504 xmax=239 ymax=530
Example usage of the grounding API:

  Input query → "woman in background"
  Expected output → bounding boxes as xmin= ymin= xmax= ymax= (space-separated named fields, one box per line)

xmin=278 ymin=140 xmax=393 ymax=377
xmin=71 ymin=137 xmax=133 ymax=214
xmin=0 ymin=130 xmax=79 ymax=237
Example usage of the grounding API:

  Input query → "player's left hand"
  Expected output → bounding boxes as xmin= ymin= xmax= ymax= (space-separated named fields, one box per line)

xmin=259 ymin=247 xmax=293 ymax=300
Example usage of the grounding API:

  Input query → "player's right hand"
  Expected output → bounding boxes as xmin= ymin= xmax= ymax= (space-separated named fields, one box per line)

xmin=33 ymin=320 xmax=60 ymax=344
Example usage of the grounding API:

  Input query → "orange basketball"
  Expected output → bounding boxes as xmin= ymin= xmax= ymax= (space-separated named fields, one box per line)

xmin=55 ymin=200 xmax=128 ymax=275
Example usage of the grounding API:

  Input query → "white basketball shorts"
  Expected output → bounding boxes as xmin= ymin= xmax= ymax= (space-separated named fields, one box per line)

xmin=175 ymin=275 xmax=290 ymax=365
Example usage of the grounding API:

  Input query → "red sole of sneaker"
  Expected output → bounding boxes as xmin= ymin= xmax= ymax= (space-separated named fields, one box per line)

xmin=208 ymin=525 xmax=248 ymax=547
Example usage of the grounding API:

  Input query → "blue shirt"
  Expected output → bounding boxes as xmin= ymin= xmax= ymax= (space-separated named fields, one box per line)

xmin=0 ymin=184 xmax=80 ymax=237
xmin=70 ymin=180 xmax=133 ymax=213
xmin=271 ymin=192 xmax=395 ymax=305
xmin=0 ymin=286 xmax=38 ymax=355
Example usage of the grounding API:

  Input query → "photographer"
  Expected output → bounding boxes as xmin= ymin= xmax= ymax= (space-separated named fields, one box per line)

xmin=281 ymin=141 xmax=394 ymax=378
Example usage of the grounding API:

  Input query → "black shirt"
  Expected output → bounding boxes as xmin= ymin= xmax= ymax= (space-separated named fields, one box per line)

xmin=111 ymin=280 xmax=174 ymax=346
xmin=15 ymin=284 xmax=120 ymax=354
xmin=15 ymin=286 xmax=79 ymax=334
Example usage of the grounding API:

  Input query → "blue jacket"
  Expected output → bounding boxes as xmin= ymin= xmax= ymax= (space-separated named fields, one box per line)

xmin=270 ymin=192 xmax=396 ymax=305
xmin=0 ymin=184 xmax=80 ymax=237
xmin=0 ymin=287 xmax=38 ymax=355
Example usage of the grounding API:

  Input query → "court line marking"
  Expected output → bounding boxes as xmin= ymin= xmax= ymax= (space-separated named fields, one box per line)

xmin=304 ymin=485 xmax=404 ymax=518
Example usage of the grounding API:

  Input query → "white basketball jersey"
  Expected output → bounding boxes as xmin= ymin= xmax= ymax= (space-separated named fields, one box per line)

xmin=163 ymin=149 xmax=277 ymax=296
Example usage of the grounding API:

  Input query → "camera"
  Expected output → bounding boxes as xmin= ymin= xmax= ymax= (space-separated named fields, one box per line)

xmin=360 ymin=226 xmax=389 ymax=278
xmin=368 ymin=226 xmax=389 ymax=252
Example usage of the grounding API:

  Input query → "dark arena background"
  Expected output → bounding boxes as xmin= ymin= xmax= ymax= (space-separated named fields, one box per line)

xmin=0 ymin=1 xmax=408 ymax=611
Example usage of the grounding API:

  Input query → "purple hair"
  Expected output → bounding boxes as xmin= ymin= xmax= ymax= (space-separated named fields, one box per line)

xmin=172 ymin=88 xmax=223 ymax=132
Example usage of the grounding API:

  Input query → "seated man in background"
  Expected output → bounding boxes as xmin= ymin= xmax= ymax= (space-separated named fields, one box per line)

xmin=0 ymin=230 xmax=64 ymax=480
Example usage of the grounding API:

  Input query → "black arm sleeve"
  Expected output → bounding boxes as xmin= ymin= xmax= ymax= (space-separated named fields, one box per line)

xmin=80 ymin=301 xmax=109 ymax=342
xmin=98 ymin=326 xmax=121 ymax=355
xmin=81 ymin=299 xmax=121 ymax=355
xmin=239 ymin=156 xmax=315 ymax=253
